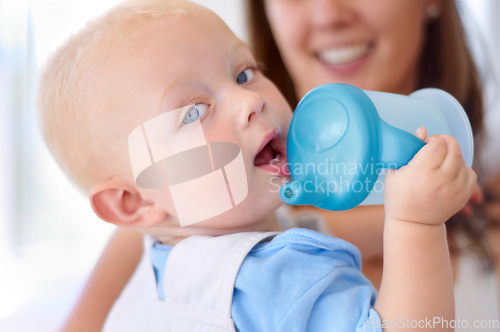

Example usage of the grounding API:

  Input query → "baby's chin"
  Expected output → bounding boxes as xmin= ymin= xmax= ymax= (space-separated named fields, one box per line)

xmin=146 ymin=202 xmax=284 ymax=245
xmin=145 ymin=180 xmax=285 ymax=237
xmin=185 ymin=201 xmax=281 ymax=231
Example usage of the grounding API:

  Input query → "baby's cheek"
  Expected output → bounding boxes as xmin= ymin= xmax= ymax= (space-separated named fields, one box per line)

xmin=144 ymin=188 xmax=176 ymax=213
xmin=202 ymin=120 xmax=238 ymax=144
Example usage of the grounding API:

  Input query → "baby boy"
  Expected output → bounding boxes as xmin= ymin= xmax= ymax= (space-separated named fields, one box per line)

xmin=38 ymin=1 xmax=475 ymax=331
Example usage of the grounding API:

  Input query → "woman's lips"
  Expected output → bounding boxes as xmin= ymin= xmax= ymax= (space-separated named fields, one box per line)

xmin=317 ymin=42 xmax=372 ymax=66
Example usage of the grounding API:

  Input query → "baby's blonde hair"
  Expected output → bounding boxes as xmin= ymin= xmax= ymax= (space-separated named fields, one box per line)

xmin=37 ymin=0 xmax=188 ymax=193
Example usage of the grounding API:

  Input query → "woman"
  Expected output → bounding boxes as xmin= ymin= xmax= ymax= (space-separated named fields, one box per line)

xmin=246 ymin=0 xmax=498 ymax=325
xmin=61 ymin=0 xmax=496 ymax=330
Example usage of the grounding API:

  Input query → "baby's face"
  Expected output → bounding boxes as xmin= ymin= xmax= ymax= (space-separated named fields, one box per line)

xmin=106 ymin=4 xmax=292 ymax=231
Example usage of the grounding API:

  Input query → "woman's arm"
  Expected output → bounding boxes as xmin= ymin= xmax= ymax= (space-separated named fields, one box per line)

xmin=61 ymin=227 xmax=143 ymax=332
xmin=312 ymin=205 xmax=385 ymax=259
xmin=484 ymin=174 xmax=500 ymax=313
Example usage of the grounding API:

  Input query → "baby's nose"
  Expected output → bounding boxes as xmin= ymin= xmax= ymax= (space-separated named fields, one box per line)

xmin=234 ymin=90 xmax=265 ymax=127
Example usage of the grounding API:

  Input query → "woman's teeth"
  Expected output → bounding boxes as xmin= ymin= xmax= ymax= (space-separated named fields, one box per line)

xmin=318 ymin=43 xmax=370 ymax=65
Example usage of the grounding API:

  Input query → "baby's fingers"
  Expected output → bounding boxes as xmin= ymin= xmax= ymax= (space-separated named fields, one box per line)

xmin=452 ymin=164 xmax=477 ymax=214
xmin=440 ymin=135 xmax=465 ymax=176
xmin=465 ymin=167 xmax=478 ymax=198
xmin=414 ymin=126 xmax=427 ymax=141
xmin=411 ymin=135 xmax=448 ymax=169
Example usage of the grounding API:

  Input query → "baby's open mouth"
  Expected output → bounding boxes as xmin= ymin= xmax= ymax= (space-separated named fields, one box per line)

xmin=254 ymin=139 xmax=281 ymax=165
xmin=254 ymin=133 xmax=289 ymax=177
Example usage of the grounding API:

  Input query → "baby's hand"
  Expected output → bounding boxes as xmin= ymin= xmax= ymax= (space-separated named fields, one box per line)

xmin=384 ymin=134 xmax=476 ymax=225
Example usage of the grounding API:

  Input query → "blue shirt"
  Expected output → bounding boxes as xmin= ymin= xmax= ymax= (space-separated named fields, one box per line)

xmin=151 ymin=228 xmax=381 ymax=332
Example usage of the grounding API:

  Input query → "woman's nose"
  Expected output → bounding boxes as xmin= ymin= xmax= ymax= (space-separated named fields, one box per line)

xmin=313 ymin=0 xmax=354 ymax=30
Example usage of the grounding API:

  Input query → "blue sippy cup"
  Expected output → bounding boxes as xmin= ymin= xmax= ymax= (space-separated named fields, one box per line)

xmin=280 ymin=83 xmax=473 ymax=211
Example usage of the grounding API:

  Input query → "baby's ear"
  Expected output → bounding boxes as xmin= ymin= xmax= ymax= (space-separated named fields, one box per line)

xmin=89 ymin=178 xmax=167 ymax=228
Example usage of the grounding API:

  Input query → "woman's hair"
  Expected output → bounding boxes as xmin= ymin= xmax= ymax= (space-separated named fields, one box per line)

xmin=245 ymin=0 xmax=490 ymax=264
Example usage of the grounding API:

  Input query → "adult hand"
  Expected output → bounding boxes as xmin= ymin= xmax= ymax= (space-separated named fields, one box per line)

xmin=485 ymin=173 xmax=500 ymax=225
xmin=459 ymin=184 xmax=484 ymax=217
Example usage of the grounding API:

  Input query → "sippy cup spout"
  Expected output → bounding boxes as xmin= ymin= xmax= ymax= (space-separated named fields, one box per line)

xmin=280 ymin=181 xmax=314 ymax=206
xmin=280 ymin=182 xmax=299 ymax=204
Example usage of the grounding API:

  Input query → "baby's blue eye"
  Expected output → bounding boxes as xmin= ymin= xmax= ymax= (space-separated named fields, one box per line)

xmin=182 ymin=104 xmax=208 ymax=125
xmin=236 ymin=68 xmax=255 ymax=85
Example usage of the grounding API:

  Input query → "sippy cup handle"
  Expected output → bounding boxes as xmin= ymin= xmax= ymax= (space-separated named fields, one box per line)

xmin=377 ymin=119 xmax=425 ymax=170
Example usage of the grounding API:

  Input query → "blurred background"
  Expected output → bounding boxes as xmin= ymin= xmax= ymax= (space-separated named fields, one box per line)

xmin=0 ymin=0 xmax=498 ymax=331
